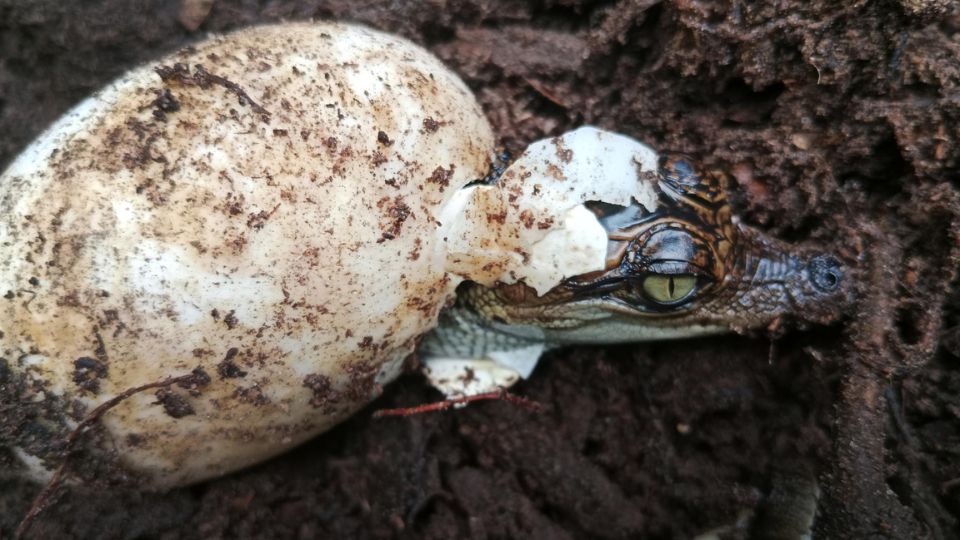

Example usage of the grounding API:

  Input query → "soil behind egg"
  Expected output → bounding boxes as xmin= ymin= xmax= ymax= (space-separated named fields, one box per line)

xmin=2 ymin=1 xmax=959 ymax=538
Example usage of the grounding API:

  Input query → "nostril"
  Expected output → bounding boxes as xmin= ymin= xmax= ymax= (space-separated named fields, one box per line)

xmin=820 ymin=269 xmax=840 ymax=288
xmin=808 ymin=255 xmax=843 ymax=292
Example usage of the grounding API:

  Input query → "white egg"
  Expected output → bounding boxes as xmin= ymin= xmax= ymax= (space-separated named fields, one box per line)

xmin=0 ymin=21 xmax=495 ymax=488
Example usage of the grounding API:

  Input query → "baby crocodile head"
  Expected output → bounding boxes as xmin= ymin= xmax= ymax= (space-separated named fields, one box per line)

xmin=458 ymin=154 xmax=851 ymax=344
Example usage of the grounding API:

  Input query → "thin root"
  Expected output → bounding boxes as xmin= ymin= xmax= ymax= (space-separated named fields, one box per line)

xmin=15 ymin=368 xmax=210 ymax=540
xmin=373 ymin=388 xmax=543 ymax=418
xmin=522 ymin=77 xmax=568 ymax=108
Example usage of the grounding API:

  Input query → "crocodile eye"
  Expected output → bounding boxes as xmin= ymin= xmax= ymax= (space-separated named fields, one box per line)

xmin=642 ymin=274 xmax=697 ymax=305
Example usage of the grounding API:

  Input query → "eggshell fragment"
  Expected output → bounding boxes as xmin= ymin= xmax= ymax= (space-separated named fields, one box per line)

xmin=0 ymin=22 xmax=494 ymax=488
xmin=444 ymin=127 xmax=661 ymax=294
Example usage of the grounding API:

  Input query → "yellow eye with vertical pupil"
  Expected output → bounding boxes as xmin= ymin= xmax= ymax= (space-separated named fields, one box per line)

xmin=642 ymin=274 xmax=697 ymax=304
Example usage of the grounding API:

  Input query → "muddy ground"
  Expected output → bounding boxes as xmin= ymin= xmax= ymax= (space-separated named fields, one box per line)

xmin=1 ymin=0 xmax=959 ymax=538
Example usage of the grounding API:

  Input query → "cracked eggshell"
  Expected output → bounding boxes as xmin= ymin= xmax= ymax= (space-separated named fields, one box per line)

xmin=444 ymin=127 xmax=661 ymax=294
xmin=0 ymin=22 xmax=494 ymax=488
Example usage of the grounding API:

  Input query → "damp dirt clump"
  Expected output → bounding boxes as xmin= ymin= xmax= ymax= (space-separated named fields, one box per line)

xmin=2 ymin=1 xmax=960 ymax=538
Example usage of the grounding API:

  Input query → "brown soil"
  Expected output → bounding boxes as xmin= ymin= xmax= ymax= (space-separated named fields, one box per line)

xmin=2 ymin=1 xmax=959 ymax=538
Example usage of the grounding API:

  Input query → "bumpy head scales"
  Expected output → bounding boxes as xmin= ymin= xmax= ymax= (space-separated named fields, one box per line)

xmin=466 ymin=153 xmax=851 ymax=342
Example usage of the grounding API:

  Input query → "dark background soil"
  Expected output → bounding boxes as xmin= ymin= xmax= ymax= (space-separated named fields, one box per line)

xmin=1 ymin=1 xmax=960 ymax=538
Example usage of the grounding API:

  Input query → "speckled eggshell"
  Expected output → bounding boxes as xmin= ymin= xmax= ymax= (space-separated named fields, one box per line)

xmin=444 ymin=127 xmax=661 ymax=294
xmin=0 ymin=22 xmax=494 ymax=488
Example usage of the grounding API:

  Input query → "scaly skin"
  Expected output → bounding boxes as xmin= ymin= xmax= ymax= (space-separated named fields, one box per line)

xmin=423 ymin=154 xmax=851 ymax=359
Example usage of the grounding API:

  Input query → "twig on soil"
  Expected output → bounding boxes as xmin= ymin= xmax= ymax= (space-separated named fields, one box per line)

xmin=372 ymin=388 xmax=543 ymax=418
xmin=817 ymin=223 xmax=926 ymax=537
xmin=522 ymin=77 xmax=568 ymax=108
xmin=819 ymin=189 xmax=960 ymax=536
xmin=14 ymin=368 xmax=210 ymax=540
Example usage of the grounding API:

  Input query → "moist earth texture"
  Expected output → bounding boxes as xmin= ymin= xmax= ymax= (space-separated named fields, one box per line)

xmin=1 ymin=1 xmax=959 ymax=538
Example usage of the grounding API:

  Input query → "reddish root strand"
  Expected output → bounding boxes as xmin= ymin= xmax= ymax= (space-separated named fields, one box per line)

xmin=373 ymin=388 xmax=542 ymax=418
xmin=15 ymin=368 xmax=209 ymax=540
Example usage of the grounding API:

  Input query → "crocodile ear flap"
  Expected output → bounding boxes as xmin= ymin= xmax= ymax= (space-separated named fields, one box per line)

xmin=657 ymin=153 xmax=729 ymax=205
